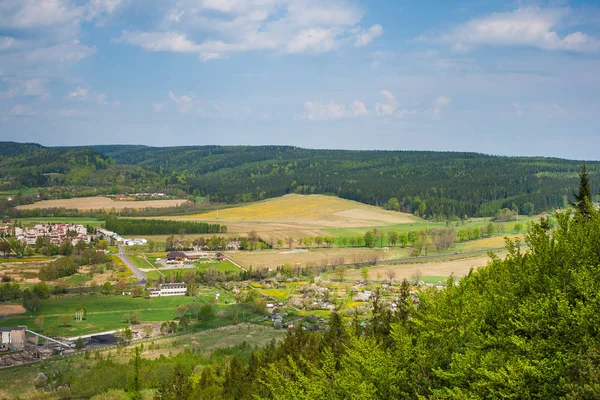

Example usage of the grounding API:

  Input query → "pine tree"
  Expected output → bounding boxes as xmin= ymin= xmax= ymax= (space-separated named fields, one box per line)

xmin=573 ymin=164 xmax=593 ymax=219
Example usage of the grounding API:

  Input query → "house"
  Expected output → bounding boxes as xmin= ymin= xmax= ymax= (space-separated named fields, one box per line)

xmin=166 ymin=251 xmax=187 ymax=262
xmin=1 ymin=326 xmax=27 ymax=352
xmin=216 ymin=252 xmax=227 ymax=261
xmin=148 ymin=283 xmax=187 ymax=297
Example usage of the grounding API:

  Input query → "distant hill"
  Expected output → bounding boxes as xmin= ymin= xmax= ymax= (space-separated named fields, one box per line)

xmin=1 ymin=142 xmax=597 ymax=218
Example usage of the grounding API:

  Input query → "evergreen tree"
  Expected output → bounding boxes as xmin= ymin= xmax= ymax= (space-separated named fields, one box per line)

xmin=573 ymin=164 xmax=593 ymax=219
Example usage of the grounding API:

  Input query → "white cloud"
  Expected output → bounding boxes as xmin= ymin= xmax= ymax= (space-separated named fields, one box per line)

xmin=355 ymin=24 xmax=383 ymax=47
xmin=442 ymin=8 xmax=600 ymax=53
xmin=433 ymin=96 xmax=451 ymax=118
xmin=8 ymin=104 xmax=37 ymax=116
xmin=513 ymin=102 xmax=567 ymax=117
xmin=65 ymin=86 xmax=118 ymax=106
xmin=303 ymin=99 xmax=368 ymax=120
xmin=118 ymin=0 xmax=382 ymax=60
xmin=287 ymin=28 xmax=339 ymax=53
xmin=374 ymin=90 xmax=416 ymax=118
xmin=153 ymin=103 xmax=166 ymax=112
xmin=119 ymin=31 xmax=201 ymax=53
xmin=1 ymin=78 xmax=50 ymax=99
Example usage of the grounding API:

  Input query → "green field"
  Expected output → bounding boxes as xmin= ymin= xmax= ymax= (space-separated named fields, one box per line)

xmin=0 ymin=295 xmax=200 ymax=336
xmin=325 ymin=215 xmax=540 ymax=247
xmin=13 ymin=217 xmax=105 ymax=227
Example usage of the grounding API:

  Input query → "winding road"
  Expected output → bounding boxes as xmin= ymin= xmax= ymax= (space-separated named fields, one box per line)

xmin=117 ymin=245 xmax=147 ymax=284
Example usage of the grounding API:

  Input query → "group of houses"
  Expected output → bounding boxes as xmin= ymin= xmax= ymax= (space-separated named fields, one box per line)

xmin=12 ymin=224 xmax=92 ymax=246
xmin=96 ymin=228 xmax=147 ymax=246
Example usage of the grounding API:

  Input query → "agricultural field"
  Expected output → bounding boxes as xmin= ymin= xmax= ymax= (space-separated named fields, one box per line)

xmin=14 ymin=217 xmax=105 ymax=227
xmin=344 ymin=253 xmax=502 ymax=283
xmin=16 ymin=196 xmax=190 ymax=211
xmin=228 ymin=247 xmax=406 ymax=270
xmin=0 ymin=295 xmax=202 ymax=336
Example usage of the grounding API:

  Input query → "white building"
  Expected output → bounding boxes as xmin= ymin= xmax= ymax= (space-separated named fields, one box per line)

xmin=148 ymin=282 xmax=187 ymax=297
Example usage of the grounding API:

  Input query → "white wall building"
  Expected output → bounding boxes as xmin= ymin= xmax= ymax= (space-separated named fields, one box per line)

xmin=148 ymin=283 xmax=187 ymax=297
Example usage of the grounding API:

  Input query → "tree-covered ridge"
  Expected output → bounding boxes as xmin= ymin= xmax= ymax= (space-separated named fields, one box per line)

xmin=2 ymin=142 xmax=600 ymax=218
xmin=92 ymin=144 xmax=598 ymax=217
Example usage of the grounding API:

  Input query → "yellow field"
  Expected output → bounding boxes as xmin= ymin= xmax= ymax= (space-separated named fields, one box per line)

xmin=168 ymin=194 xmax=415 ymax=228
xmin=16 ymin=196 xmax=190 ymax=210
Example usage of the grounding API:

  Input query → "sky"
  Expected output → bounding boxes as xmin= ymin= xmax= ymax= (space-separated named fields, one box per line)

xmin=0 ymin=0 xmax=599 ymax=160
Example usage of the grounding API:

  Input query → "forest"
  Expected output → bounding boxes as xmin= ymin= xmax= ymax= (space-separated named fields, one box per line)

xmin=1 ymin=142 xmax=598 ymax=218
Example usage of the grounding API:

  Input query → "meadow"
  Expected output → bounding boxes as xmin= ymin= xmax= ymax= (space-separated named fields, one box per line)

xmin=15 ymin=217 xmax=105 ymax=227
xmin=0 ymin=295 xmax=200 ymax=336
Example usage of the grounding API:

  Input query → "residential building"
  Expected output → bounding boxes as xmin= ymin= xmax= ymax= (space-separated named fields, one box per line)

xmin=0 ymin=326 xmax=27 ymax=352
xmin=148 ymin=283 xmax=187 ymax=297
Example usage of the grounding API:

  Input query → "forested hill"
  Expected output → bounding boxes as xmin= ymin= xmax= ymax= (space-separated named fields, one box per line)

xmin=89 ymin=144 xmax=598 ymax=218
xmin=1 ymin=141 xmax=599 ymax=218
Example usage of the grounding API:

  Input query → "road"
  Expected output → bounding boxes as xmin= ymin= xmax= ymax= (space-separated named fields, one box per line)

xmin=117 ymin=245 xmax=147 ymax=284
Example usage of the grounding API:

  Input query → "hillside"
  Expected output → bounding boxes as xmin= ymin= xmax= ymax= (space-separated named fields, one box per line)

xmin=184 ymin=194 xmax=415 ymax=227
xmin=2 ymin=142 xmax=598 ymax=218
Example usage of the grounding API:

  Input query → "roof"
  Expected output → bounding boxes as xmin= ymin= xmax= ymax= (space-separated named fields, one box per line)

xmin=0 ymin=326 xmax=26 ymax=332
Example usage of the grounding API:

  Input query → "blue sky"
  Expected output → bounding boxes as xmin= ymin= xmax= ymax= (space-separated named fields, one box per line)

xmin=1 ymin=0 xmax=599 ymax=159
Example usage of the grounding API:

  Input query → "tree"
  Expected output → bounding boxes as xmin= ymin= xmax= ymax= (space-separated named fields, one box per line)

xmin=32 ymin=282 xmax=51 ymax=299
xmin=334 ymin=266 xmax=348 ymax=282
xmin=573 ymin=164 xmax=593 ymax=219
xmin=385 ymin=269 xmax=396 ymax=284
xmin=386 ymin=197 xmax=400 ymax=211
xmin=199 ymin=304 xmax=216 ymax=323
xmin=143 ymin=325 xmax=153 ymax=337
xmin=514 ymin=222 xmax=524 ymax=233
xmin=324 ymin=236 xmax=335 ymax=248
xmin=0 ymin=239 xmax=11 ymax=257
xmin=74 ymin=306 xmax=87 ymax=322
xmin=303 ymin=237 xmax=314 ymax=248
xmin=22 ymin=289 xmax=40 ymax=313
xmin=277 ymin=239 xmax=284 ymax=248
xmin=487 ymin=222 xmax=497 ymax=237
xmin=286 ymin=237 xmax=294 ymax=249
xmin=102 ymin=281 xmax=113 ymax=295
xmin=314 ymin=236 xmax=324 ymax=247
xmin=59 ymin=314 xmax=72 ymax=327
xmin=364 ymin=231 xmax=375 ymax=248
xmin=75 ymin=337 xmax=85 ymax=349
xmin=34 ymin=315 xmax=45 ymax=332
xmin=388 ymin=231 xmax=399 ymax=247
xmin=360 ymin=268 xmax=369 ymax=282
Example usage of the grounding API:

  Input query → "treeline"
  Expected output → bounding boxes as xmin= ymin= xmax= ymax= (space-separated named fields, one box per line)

xmin=104 ymin=217 xmax=226 ymax=235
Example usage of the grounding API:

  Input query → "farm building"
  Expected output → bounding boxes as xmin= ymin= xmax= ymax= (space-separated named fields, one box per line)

xmin=148 ymin=282 xmax=187 ymax=297
xmin=166 ymin=251 xmax=188 ymax=262
xmin=0 ymin=326 xmax=26 ymax=352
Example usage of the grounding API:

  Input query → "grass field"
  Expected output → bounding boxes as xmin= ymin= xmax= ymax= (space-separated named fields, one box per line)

xmin=16 ymin=196 xmax=190 ymax=211
xmin=144 ymin=260 xmax=241 ymax=281
xmin=14 ymin=217 xmax=105 ymax=227
xmin=0 ymin=295 xmax=200 ymax=336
